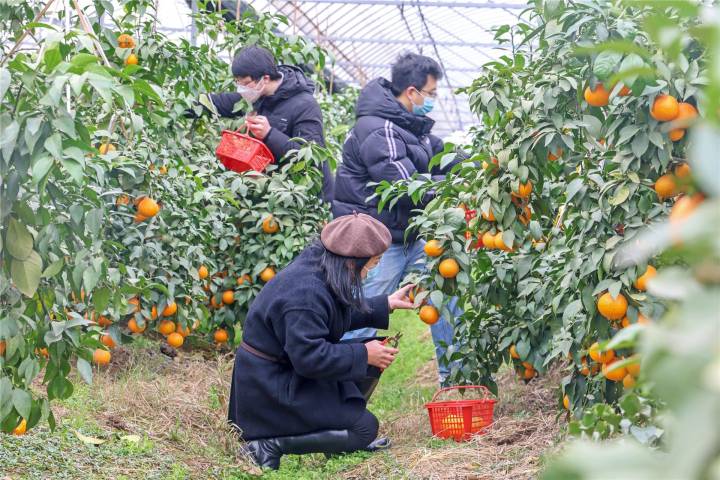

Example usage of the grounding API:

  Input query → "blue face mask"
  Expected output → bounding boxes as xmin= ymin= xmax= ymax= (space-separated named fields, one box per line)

xmin=412 ymin=90 xmax=435 ymax=116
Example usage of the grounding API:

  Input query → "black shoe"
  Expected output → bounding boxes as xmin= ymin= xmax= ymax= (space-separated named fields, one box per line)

xmin=365 ymin=437 xmax=391 ymax=452
xmin=245 ymin=430 xmax=351 ymax=470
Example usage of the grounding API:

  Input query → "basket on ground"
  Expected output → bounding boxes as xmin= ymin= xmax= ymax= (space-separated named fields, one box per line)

xmin=425 ymin=385 xmax=496 ymax=442
xmin=216 ymin=128 xmax=274 ymax=173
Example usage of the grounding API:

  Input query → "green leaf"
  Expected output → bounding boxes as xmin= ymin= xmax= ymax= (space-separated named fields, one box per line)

xmin=609 ymin=185 xmax=630 ymax=206
xmin=0 ymin=68 xmax=10 ymax=100
xmin=12 ymin=388 xmax=31 ymax=419
xmin=44 ymin=133 xmax=63 ymax=159
xmin=11 ymin=250 xmax=43 ymax=297
xmin=76 ymin=358 xmax=93 ymax=385
xmin=42 ymin=258 xmax=64 ymax=278
xmin=593 ymin=51 xmax=623 ymax=80
xmin=7 ymin=218 xmax=33 ymax=260
xmin=48 ymin=376 xmax=73 ymax=400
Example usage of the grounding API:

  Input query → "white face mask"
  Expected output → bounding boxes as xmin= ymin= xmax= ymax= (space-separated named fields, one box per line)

xmin=236 ymin=78 xmax=266 ymax=103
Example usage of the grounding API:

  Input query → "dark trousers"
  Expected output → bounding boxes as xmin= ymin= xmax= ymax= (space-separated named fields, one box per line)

xmin=346 ymin=409 xmax=379 ymax=451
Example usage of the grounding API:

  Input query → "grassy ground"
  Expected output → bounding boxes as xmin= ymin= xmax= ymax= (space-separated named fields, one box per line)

xmin=0 ymin=311 xmax=564 ymax=479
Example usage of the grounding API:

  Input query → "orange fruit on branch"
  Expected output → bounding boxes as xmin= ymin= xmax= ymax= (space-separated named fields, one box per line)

xmin=674 ymin=163 xmax=691 ymax=179
xmin=237 ymin=274 xmax=252 ymax=286
xmin=670 ymin=194 xmax=704 ymax=224
xmin=438 ymin=258 xmax=460 ymax=279
xmin=214 ymin=328 xmax=229 ymax=344
xmin=262 ymin=215 xmax=280 ymax=234
xmin=222 ymin=290 xmax=235 ymax=305
xmin=654 ymin=174 xmax=677 ymax=200
xmin=623 ymin=374 xmax=636 ymax=388
xmin=547 ymin=148 xmax=563 ymax=161
xmin=617 ymin=84 xmax=631 ymax=96
xmin=626 ymin=360 xmax=641 ymax=378
xmin=175 ymin=324 xmax=191 ymax=337
xmin=260 ymin=267 xmax=276 ymax=283
xmin=12 ymin=419 xmax=27 ymax=436
xmin=128 ymin=318 xmax=145 ymax=334
xmin=669 ymin=129 xmax=685 ymax=142
xmin=150 ymin=305 xmax=158 ymax=320
xmin=584 ymin=83 xmax=610 ymax=107
xmin=676 ymin=102 xmax=698 ymax=124
xmin=481 ymin=208 xmax=495 ymax=222
xmin=597 ymin=292 xmax=628 ymax=320
xmin=419 ymin=305 xmax=439 ymax=325
xmin=97 ymin=315 xmax=112 ymax=327
xmin=482 ymin=231 xmax=496 ymax=250
xmin=162 ymin=301 xmax=177 ymax=317
xmin=125 ymin=53 xmax=138 ymax=66
xmin=0 ymin=340 xmax=5 ymax=357
xmin=137 ymin=197 xmax=160 ymax=217
xmin=424 ymin=240 xmax=444 ymax=257
xmin=198 ymin=265 xmax=209 ymax=280
xmin=117 ymin=33 xmax=135 ymax=48
xmin=167 ymin=332 xmax=184 ymax=348
xmin=601 ymin=360 xmax=627 ymax=382
xmin=93 ymin=348 xmax=111 ymax=366
xmin=128 ymin=297 xmax=141 ymax=313
xmin=100 ymin=334 xmax=116 ymax=349
xmin=513 ymin=181 xmax=533 ymax=199
xmin=518 ymin=206 xmax=532 ymax=226
xmin=98 ymin=143 xmax=116 ymax=155
xmin=650 ymin=94 xmax=679 ymax=121
xmin=563 ymin=394 xmax=570 ymax=410
xmin=521 ymin=366 xmax=536 ymax=380
xmin=509 ymin=345 xmax=520 ymax=359
xmin=588 ymin=342 xmax=615 ymax=364
xmin=634 ymin=265 xmax=657 ymax=291
xmin=158 ymin=320 xmax=176 ymax=336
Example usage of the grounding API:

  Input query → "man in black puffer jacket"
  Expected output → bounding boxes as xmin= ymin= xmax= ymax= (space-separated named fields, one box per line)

xmin=189 ymin=46 xmax=333 ymax=201
xmin=333 ymin=53 xmax=463 ymax=385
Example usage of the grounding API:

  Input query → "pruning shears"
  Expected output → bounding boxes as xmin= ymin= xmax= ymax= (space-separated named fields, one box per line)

xmin=381 ymin=331 xmax=403 ymax=349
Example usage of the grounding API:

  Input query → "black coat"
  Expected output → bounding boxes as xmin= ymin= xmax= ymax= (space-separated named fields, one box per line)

xmin=228 ymin=244 xmax=389 ymax=440
xmin=332 ymin=78 xmax=459 ymax=243
xmin=209 ymin=65 xmax=334 ymax=201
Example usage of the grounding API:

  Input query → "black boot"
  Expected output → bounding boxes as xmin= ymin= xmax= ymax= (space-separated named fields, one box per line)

xmin=365 ymin=436 xmax=391 ymax=451
xmin=245 ymin=430 xmax=351 ymax=470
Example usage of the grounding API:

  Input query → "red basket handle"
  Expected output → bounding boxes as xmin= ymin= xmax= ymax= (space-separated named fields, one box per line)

xmin=430 ymin=385 xmax=494 ymax=403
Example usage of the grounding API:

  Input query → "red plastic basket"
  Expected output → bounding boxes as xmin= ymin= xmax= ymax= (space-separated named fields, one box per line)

xmin=425 ymin=385 xmax=496 ymax=442
xmin=215 ymin=127 xmax=274 ymax=173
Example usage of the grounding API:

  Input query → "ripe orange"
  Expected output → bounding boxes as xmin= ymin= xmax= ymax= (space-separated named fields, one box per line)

xmin=162 ymin=301 xmax=177 ymax=317
xmin=93 ymin=348 xmax=111 ymax=365
xmin=98 ymin=143 xmax=116 ymax=154
xmin=654 ymin=174 xmax=677 ymax=200
xmin=167 ymin=332 xmax=184 ymax=348
xmin=0 ymin=340 xmax=5 ymax=357
xmin=222 ymin=290 xmax=235 ymax=305
xmin=650 ymin=94 xmax=679 ymax=121
xmin=424 ymin=240 xmax=444 ymax=257
xmin=509 ymin=345 xmax=520 ymax=359
xmin=12 ymin=418 xmax=27 ymax=436
xmin=100 ymin=334 xmax=116 ymax=349
xmin=482 ymin=231 xmax=496 ymax=250
xmin=669 ymin=129 xmax=685 ymax=142
xmin=117 ymin=33 xmax=135 ymax=49
xmin=97 ymin=316 xmax=112 ymax=327
xmin=634 ymin=265 xmax=657 ymax=291
xmin=133 ymin=212 xmax=148 ymax=223
xmin=175 ymin=324 xmax=191 ymax=337
xmin=579 ymin=357 xmax=600 ymax=376
xmin=676 ymin=102 xmax=698 ymax=123
xmin=584 ymin=83 xmax=610 ymax=107
xmin=209 ymin=295 xmax=223 ymax=309
xmin=494 ymin=232 xmax=511 ymax=252
xmin=623 ymin=374 xmax=636 ymax=388
xmin=513 ymin=181 xmax=533 ymax=198
xmin=158 ymin=320 xmax=176 ymax=336
xmin=627 ymin=360 xmax=641 ymax=377
xmin=602 ymin=360 xmax=627 ymax=382
xmin=36 ymin=347 xmax=49 ymax=358
xmin=588 ymin=342 xmax=615 ymax=364
xmin=237 ymin=274 xmax=252 ymax=286
xmin=150 ymin=305 xmax=158 ymax=320
xmin=597 ymin=292 xmax=628 ymax=320
xmin=482 ymin=157 xmax=499 ymax=171
xmin=481 ymin=208 xmax=495 ymax=222
xmin=260 ymin=267 xmax=276 ymax=283
xmin=125 ymin=53 xmax=139 ymax=66
xmin=198 ymin=265 xmax=209 ymax=280
xmin=670 ymin=194 xmax=704 ymax=224
xmin=137 ymin=197 xmax=160 ymax=217
xmin=547 ymin=148 xmax=563 ymax=161
xmin=419 ymin=305 xmax=440 ymax=325
xmin=129 ymin=297 xmax=141 ymax=313
xmin=262 ymin=215 xmax=280 ymax=234
xmin=438 ymin=258 xmax=460 ymax=278
xmin=521 ymin=366 xmax=536 ymax=380
xmin=115 ymin=194 xmax=129 ymax=207
xmin=518 ymin=206 xmax=532 ymax=226
xmin=214 ymin=328 xmax=229 ymax=344
xmin=563 ymin=394 xmax=570 ymax=410
xmin=128 ymin=318 xmax=145 ymax=334
xmin=674 ymin=163 xmax=691 ymax=179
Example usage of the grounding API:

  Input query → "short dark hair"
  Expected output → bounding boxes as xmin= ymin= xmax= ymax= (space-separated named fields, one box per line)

xmin=310 ymin=240 xmax=371 ymax=313
xmin=390 ymin=53 xmax=442 ymax=96
xmin=231 ymin=45 xmax=282 ymax=80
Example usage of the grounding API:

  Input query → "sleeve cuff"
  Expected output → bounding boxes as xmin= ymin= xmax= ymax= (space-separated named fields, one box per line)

xmin=366 ymin=295 xmax=390 ymax=330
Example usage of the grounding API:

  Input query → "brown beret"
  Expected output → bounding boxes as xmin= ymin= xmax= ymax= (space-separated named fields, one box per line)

xmin=321 ymin=212 xmax=392 ymax=258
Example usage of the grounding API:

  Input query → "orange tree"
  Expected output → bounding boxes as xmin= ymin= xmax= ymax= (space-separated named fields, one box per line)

xmin=375 ymin=0 xmax=706 ymax=424
xmin=1 ymin=0 xmax=349 ymax=433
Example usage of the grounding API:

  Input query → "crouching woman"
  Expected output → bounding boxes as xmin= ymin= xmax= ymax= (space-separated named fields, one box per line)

xmin=228 ymin=213 xmax=414 ymax=469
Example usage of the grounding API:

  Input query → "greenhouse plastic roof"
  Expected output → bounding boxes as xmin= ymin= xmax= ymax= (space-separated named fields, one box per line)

xmin=245 ymin=0 xmax=529 ymax=138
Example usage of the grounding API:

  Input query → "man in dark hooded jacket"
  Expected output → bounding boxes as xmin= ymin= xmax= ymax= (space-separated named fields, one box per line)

xmin=333 ymin=53 xmax=463 ymax=385
xmin=190 ymin=46 xmax=334 ymax=201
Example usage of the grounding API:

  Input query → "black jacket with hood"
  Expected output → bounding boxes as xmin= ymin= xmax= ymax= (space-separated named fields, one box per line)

xmin=332 ymin=78 xmax=459 ymax=243
xmin=208 ymin=65 xmax=334 ymax=201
